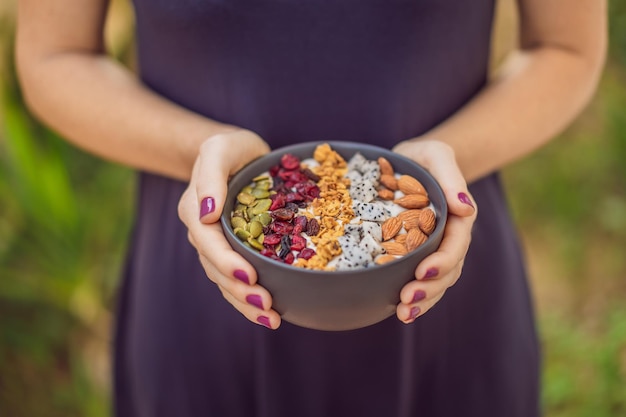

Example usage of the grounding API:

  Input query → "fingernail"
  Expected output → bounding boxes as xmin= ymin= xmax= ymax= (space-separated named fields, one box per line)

xmin=199 ymin=197 xmax=215 ymax=219
xmin=458 ymin=192 xmax=475 ymax=210
xmin=246 ymin=294 xmax=264 ymax=310
xmin=412 ymin=289 xmax=426 ymax=303
xmin=422 ymin=268 xmax=438 ymax=280
xmin=233 ymin=269 xmax=250 ymax=285
xmin=408 ymin=306 xmax=421 ymax=321
xmin=257 ymin=315 xmax=272 ymax=328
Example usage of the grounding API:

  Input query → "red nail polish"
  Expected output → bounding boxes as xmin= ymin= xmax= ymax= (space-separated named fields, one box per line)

xmin=257 ymin=315 xmax=271 ymax=328
xmin=199 ymin=197 xmax=215 ymax=219
xmin=246 ymin=294 xmax=264 ymax=310
xmin=233 ymin=269 xmax=250 ymax=285
xmin=412 ymin=290 xmax=426 ymax=303
xmin=458 ymin=192 xmax=475 ymax=210
xmin=422 ymin=268 xmax=438 ymax=280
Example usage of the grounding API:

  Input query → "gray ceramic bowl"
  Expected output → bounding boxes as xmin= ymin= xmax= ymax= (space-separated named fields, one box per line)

xmin=220 ymin=141 xmax=447 ymax=331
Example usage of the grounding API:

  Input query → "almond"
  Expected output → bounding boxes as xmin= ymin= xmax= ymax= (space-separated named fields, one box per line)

xmin=381 ymin=241 xmax=408 ymax=256
xmin=375 ymin=254 xmax=398 ymax=265
xmin=397 ymin=175 xmax=427 ymax=196
xmin=377 ymin=157 xmax=394 ymax=176
xmin=406 ymin=228 xmax=428 ymax=252
xmin=419 ymin=209 xmax=436 ymax=235
xmin=398 ymin=209 xmax=422 ymax=222
xmin=378 ymin=189 xmax=395 ymax=201
xmin=394 ymin=234 xmax=407 ymax=245
xmin=403 ymin=215 xmax=420 ymax=231
xmin=381 ymin=217 xmax=402 ymax=241
xmin=380 ymin=174 xmax=398 ymax=191
xmin=394 ymin=194 xmax=430 ymax=209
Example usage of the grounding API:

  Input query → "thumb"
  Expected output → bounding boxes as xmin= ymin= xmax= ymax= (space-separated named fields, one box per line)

xmin=197 ymin=132 xmax=270 ymax=224
xmin=197 ymin=152 xmax=229 ymax=224
xmin=395 ymin=139 xmax=476 ymax=218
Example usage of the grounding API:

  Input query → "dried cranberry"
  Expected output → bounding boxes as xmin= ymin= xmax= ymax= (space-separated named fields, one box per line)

xmin=307 ymin=185 xmax=320 ymax=199
xmin=292 ymin=224 xmax=303 ymax=235
xmin=260 ymin=248 xmax=277 ymax=257
xmin=271 ymin=221 xmax=293 ymax=235
xmin=284 ymin=253 xmax=295 ymax=264
xmin=298 ymin=248 xmax=316 ymax=260
xmin=285 ymin=192 xmax=304 ymax=203
xmin=269 ymin=193 xmax=286 ymax=211
xmin=269 ymin=164 xmax=281 ymax=177
xmin=306 ymin=218 xmax=320 ymax=236
xmin=278 ymin=169 xmax=294 ymax=181
xmin=280 ymin=154 xmax=301 ymax=170
xmin=271 ymin=208 xmax=295 ymax=222
xmin=290 ymin=235 xmax=306 ymax=251
xmin=289 ymin=171 xmax=307 ymax=183
xmin=294 ymin=216 xmax=309 ymax=229
xmin=263 ymin=233 xmax=282 ymax=246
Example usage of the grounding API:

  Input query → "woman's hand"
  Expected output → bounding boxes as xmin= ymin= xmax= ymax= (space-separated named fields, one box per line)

xmin=178 ymin=130 xmax=282 ymax=329
xmin=391 ymin=139 xmax=478 ymax=323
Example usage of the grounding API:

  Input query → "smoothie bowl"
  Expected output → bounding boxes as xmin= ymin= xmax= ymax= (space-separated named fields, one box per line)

xmin=220 ymin=141 xmax=447 ymax=331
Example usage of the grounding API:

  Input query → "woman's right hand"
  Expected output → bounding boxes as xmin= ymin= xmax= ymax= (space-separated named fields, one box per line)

xmin=178 ymin=130 xmax=282 ymax=329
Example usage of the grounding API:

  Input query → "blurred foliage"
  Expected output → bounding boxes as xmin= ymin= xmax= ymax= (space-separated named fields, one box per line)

xmin=1 ymin=1 xmax=625 ymax=416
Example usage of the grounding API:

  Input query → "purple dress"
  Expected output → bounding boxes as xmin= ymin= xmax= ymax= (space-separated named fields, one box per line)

xmin=115 ymin=1 xmax=540 ymax=416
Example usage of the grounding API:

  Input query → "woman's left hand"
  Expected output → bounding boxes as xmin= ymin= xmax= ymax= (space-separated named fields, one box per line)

xmin=391 ymin=139 xmax=478 ymax=323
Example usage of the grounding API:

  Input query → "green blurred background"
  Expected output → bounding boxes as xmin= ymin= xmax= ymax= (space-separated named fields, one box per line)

xmin=1 ymin=1 xmax=625 ymax=416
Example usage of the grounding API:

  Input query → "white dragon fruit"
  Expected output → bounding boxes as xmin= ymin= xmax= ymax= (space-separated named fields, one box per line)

xmin=349 ymin=180 xmax=378 ymax=203
xmin=339 ymin=245 xmax=373 ymax=268
xmin=337 ymin=234 xmax=359 ymax=252
xmin=344 ymin=224 xmax=363 ymax=241
xmin=353 ymin=202 xmax=390 ymax=222
xmin=360 ymin=221 xmax=382 ymax=242
xmin=345 ymin=170 xmax=363 ymax=184
xmin=359 ymin=233 xmax=385 ymax=257
xmin=359 ymin=160 xmax=381 ymax=186
xmin=347 ymin=152 xmax=367 ymax=172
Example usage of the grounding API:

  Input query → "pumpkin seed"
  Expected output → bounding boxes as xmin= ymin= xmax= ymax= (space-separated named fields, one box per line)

xmin=242 ymin=185 xmax=254 ymax=194
xmin=256 ymin=180 xmax=271 ymax=190
xmin=237 ymin=192 xmax=256 ymax=206
xmin=234 ymin=228 xmax=251 ymax=241
xmin=251 ymin=188 xmax=270 ymax=199
xmin=248 ymin=221 xmax=263 ymax=238
xmin=254 ymin=212 xmax=272 ymax=226
xmin=230 ymin=217 xmax=247 ymax=230
xmin=247 ymin=236 xmax=264 ymax=250
xmin=251 ymin=198 xmax=271 ymax=214
xmin=252 ymin=175 xmax=270 ymax=182
xmin=257 ymin=234 xmax=265 ymax=244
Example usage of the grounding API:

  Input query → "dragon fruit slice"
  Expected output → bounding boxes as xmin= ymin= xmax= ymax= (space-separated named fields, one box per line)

xmin=347 ymin=152 xmax=367 ymax=172
xmin=361 ymin=221 xmax=383 ymax=242
xmin=349 ymin=180 xmax=378 ymax=203
xmin=359 ymin=233 xmax=385 ymax=257
xmin=345 ymin=170 xmax=363 ymax=184
xmin=353 ymin=202 xmax=390 ymax=222
xmin=340 ymin=245 xmax=373 ymax=268
xmin=359 ymin=160 xmax=381 ymax=186
xmin=344 ymin=223 xmax=363 ymax=241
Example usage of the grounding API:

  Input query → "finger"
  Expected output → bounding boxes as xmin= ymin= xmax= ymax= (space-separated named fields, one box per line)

xmin=198 ymin=256 xmax=281 ymax=329
xmin=413 ymin=214 xmax=473 ymax=281
xmin=197 ymin=133 xmax=269 ymax=224
xmin=394 ymin=140 xmax=476 ymax=218
xmin=399 ymin=261 xmax=463 ymax=305
xmin=396 ymin=288 xmax=446 ymax=323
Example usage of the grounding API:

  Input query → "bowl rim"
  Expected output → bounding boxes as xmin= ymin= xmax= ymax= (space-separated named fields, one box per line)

xmin=219 ymin=141 xmax=448 ymax=276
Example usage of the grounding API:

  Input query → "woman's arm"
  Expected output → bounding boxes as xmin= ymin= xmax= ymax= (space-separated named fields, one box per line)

xmin=15 ymin=0 xmax=234 ymax=181
xmin=394 ymin=0 xmax=607 ymax=183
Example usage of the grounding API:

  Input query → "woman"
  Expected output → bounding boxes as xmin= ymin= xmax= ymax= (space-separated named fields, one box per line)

xmin=15 ymin=1 xmax=606 ymax=416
